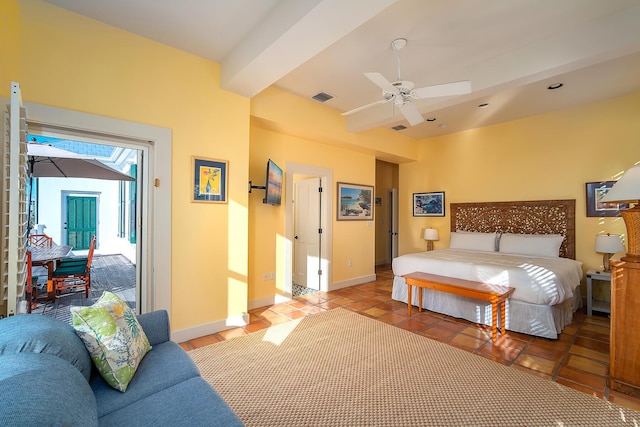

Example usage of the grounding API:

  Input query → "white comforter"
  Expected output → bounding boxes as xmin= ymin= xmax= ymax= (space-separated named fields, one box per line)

xmin=392 ymin=249 xmax=583 ymax=305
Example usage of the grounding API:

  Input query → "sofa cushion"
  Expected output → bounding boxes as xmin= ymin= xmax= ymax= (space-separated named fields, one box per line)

xmin=98 ymin=376 xmax=243 ymax=426
xmin=92 ymin=340 xmax=201 ymax=418
xmin=71 ymin=291 xmax=151 ymax=392
xmin=0 ymin=353 xmax=98 ymax=426
xmin=0 ymin=314 xmax=92 ymax=381
xmin=136 ymin=310 xmax=171 ymax=346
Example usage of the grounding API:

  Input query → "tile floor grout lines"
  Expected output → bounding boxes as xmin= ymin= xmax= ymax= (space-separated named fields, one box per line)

xmin=181 ymin=264 xmax=640 ymax=412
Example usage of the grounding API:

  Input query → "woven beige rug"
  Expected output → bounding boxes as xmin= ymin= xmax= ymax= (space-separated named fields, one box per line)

xmin=190 ymin=308 xmax=639 ymax=426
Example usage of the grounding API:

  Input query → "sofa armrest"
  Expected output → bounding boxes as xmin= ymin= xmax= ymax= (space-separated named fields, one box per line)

xmin=137 ymin=310 xmax=170 ymax=346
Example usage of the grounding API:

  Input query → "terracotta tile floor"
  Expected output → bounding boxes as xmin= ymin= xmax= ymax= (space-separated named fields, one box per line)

xmin=180 ymin=264 xmax=640 ymax=412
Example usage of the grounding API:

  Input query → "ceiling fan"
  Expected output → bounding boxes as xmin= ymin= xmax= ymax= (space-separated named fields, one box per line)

xmin=342 ymin=38 xmax=471 ymax=126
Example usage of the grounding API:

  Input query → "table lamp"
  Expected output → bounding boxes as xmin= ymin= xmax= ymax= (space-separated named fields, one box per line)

xmin=423 ymin=228 xmax=439 ymax=251
xmin=595 ymin=233 xmax=624 ymax=272
xmin=600 ymin=164 xmax=640 ymax=263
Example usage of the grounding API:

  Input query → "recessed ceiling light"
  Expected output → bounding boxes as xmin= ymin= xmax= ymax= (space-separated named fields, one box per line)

xmin=478 ymin=103 xmax=489 ymax=108
xmin=547 ymin=83 xmax=563 ymax=90
xmin=426 ymin=117 xmax=436 ymax=122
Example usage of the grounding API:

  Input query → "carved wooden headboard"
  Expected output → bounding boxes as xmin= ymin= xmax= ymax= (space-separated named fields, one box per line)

xmin=450 ymin=200 xmax=576 ymax=259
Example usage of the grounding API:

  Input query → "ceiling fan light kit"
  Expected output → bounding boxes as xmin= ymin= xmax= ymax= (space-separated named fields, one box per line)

xmin=343 ymin=38 xmax=472 ymax=128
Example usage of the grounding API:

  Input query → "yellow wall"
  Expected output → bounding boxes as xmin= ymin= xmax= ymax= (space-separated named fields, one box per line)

xmin=248 ymin=88 xmax=417 ymax=306
xmin=399 ymin=93 xmax=640 ymax=273
xmin=249 ymin=126 xmax=377 ymax=302
xmin=5 ymin=0 xmax=640 ymax=332
xmin=3 ymin=0 xmax=250 ymax=330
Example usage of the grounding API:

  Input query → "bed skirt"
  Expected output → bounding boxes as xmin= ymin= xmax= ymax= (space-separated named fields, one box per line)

xmin=392 ymin=276 xmax=581 ymax=339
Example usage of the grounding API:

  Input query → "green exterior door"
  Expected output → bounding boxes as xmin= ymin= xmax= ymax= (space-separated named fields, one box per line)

xmin=66 ymin=196 xmax=97 ymax=250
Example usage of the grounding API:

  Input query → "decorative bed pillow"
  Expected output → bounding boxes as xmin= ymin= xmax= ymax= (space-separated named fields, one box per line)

xmin=449 ymin=231 xmax=497 ymax=252
xmin=499 ymin=233 xmax=564 ymax=257
xmin=70 ymin=291 xmax=151 ymax=392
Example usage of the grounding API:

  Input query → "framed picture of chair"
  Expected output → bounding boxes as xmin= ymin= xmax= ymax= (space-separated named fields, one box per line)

xmin=192 ymin=156 xmax=228 ymax=203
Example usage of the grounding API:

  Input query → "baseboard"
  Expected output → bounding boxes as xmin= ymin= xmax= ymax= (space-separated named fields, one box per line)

xmin=248 ymin=293 xmax=292 ymax=310
xmin=375 ymin=259 xmax=390 ymax=266
xmin=170 ymin=312 xmax=250 ymax=343
xmin=330 ymin=274 xmax=377 ymax=291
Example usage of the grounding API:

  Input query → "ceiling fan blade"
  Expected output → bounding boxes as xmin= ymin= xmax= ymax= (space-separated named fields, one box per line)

xmin=342 ymin=97 xmax=393 ymax=116
xmin=412 ymin=80 xmax=472 ymax=99
xmin=399 ymin=102 xmax=424 ymax=126
xmin=364 ymin=72 xmax=398 ymax=93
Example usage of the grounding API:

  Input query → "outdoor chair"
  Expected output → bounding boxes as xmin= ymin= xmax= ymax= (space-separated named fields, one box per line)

xmin=51 ymin=236 xmax=96 ymax=299
xmin=28 ymin=234 xmax=53 ymax=248
xmin=24 ymin=251 xmax=38 ymax=313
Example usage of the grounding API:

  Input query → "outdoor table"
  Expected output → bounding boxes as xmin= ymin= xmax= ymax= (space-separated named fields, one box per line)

xmin=28 ymin=245 xmax=72 ymax=301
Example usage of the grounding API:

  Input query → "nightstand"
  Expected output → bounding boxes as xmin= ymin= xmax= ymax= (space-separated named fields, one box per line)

xmin=586 ymin=269 xmax=611 ymax=315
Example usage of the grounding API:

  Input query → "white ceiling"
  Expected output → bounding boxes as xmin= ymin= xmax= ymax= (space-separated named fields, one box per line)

xmin=44 ymin=0 xmax=640 ymax=140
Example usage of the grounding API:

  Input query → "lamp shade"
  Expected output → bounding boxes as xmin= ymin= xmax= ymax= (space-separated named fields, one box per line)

xmin=423 ymin=228 xmax=439 ymax=241
xmin=600 ymin=165 xmax=640 ymax=203
xmin=595 ymin=234 xmax=624 ymax=254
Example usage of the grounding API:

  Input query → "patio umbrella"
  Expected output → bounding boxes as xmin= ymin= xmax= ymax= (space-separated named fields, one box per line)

xmin=27 ymin=143 xmax=135 ymax=181
xmin=26 ymin=142 xmax=135 ymax=232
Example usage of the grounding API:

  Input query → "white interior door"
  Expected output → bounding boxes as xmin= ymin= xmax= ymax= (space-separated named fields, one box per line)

xmin=294 ymin=177 xmax=321 ymax=290
xmin=390 ymin=188 xmax=399 ymax=260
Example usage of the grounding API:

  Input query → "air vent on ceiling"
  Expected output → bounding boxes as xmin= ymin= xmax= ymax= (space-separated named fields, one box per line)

xmin=312 ymin=92 xmax=334 ymax=102
xmin=392 ymin=125 xmax=407 ymax=131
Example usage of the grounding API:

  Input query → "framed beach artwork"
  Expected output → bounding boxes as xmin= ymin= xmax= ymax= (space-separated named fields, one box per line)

xmin=585 ymin=181 xmax=627 ymax=217
xmin=337 ymin=182 xmax=374 ymax=221
xmin=413 ymin=192 xmax=445 ymax=217
xmin=192 ymin=156 xmax=228 ymax=203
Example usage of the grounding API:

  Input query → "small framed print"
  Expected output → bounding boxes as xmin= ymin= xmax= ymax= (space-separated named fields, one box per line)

xmin=192 ymin=156 xmax=228 ymax=203
xmin=585 ymin=181 xmax=627 ymax=217
xmin=337 ymin=182 xmax=374 ymax=221
xmin=413 ymin=192 xmax=445 ymax=217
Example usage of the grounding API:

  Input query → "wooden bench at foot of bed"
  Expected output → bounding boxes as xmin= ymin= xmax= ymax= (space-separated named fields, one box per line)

xmin=402 ymin=272 xmax=515 ymax=342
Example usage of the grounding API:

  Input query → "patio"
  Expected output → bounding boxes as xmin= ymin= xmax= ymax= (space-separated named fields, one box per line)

xmin=31 ymin=254 xmax=136 ymax=323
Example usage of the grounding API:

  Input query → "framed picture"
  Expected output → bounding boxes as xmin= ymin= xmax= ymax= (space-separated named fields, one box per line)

xmin=586 ymin=181 xmax=627 ymax=217
xmin=192 ymin=156 xmax=228 ymax=203
xmin=413 ymin=192 xmax=445 ymax=217
xmin=337 ymin=182 xmax=374 ymax=221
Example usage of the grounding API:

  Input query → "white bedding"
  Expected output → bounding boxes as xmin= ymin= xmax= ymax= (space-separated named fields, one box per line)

xmin=391 ymin=249 xmax=583 ymax=305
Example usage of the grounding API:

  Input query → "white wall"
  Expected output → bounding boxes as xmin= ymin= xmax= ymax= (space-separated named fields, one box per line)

xmin=35 ymin=177 xmax=136 ymax=262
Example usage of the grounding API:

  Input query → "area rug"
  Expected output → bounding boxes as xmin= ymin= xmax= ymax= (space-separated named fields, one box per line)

xmin=189 ymin=308 xmax=639 ymax=426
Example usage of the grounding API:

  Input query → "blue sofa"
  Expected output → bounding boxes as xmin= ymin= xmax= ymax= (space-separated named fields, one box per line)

xmin=0 ymin=310 xmax=243 ymax=426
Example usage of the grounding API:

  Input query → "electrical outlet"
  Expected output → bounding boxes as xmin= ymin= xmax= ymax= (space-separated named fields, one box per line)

xmin=270 ymin=272 xmax=275 ymax=280
xmin=263 ymin=272 xmax=268 ymax=281
xmin=348 ymin=260 xmax=352 ymax=267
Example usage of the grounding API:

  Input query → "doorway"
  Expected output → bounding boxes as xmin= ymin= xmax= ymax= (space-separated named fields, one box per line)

xmin=31 ymin=134 xmax=140 ymax=315
xmin=293 ymin=177 xmax=322 ymax=292
xmin=285 ymin=163 xmax=332 ymax=294
xmin=23 ymin=100 xmax=172 ymax=315
xmin=389 ymin=188 xmax=399 ymax=260
xmin=65 ymin=193 xmax=98 ymax=250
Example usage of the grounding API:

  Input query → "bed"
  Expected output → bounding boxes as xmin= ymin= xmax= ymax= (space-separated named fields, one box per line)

xmin=391 ymin=200 xmax=583 ymax=339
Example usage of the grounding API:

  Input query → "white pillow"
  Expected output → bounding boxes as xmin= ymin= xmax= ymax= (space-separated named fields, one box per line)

xmin=499 ymin=233 xmax=564 ymax=258
xmin=449 ymin=231 xmax=497 ymax=252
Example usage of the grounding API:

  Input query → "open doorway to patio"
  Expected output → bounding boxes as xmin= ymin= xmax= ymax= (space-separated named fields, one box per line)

xmin=28 ymin=135 xmax=139 ymax=323
xmin=2 ymin=89 xmax=171 ymax=320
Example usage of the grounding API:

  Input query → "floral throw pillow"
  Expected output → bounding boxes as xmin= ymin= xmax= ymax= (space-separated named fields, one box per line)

xmin=70 ymin=291 xmax=151 ymax=392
